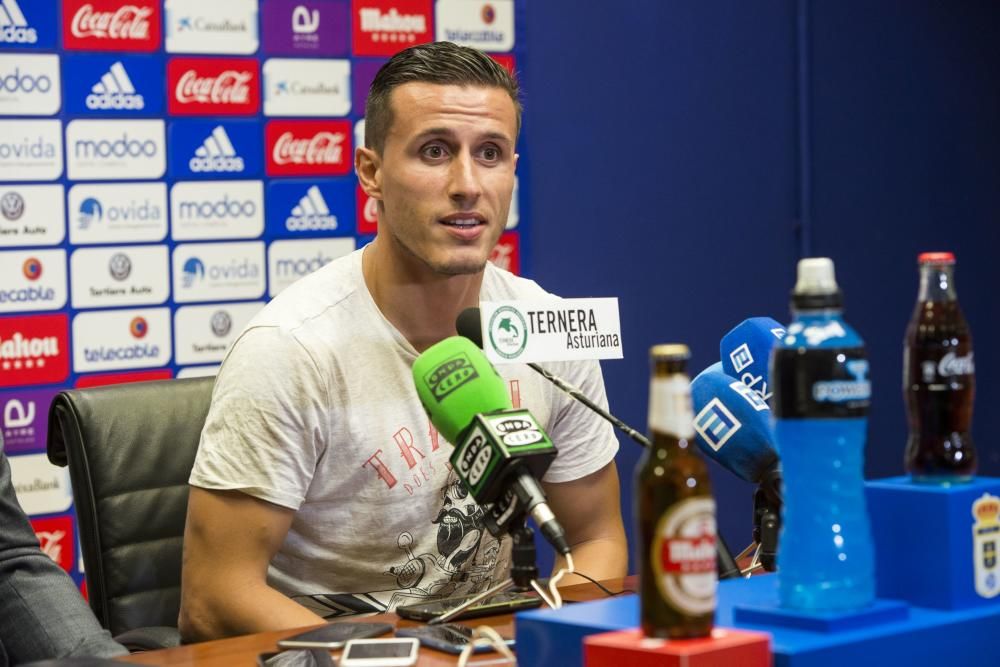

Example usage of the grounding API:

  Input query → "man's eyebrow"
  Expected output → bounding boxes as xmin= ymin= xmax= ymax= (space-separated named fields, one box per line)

xmin=412 ymin=128 xmax=514 ymax=145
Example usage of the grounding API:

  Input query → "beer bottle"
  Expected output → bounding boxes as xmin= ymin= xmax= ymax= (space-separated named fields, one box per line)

xmin=637 ymin=344 xmax=717 ymax=639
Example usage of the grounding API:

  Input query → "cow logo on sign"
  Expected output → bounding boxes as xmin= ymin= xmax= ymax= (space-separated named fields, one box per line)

xmin=973 ymin=493 xmax=1000 ymax=599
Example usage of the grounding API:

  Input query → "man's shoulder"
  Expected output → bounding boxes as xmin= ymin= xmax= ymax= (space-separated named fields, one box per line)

xmin=482 ymin=263 xmax=554 ymax=300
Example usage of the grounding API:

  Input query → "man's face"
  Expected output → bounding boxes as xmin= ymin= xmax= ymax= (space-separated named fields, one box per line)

xmin=370 ymin=82 xmax=518 ymax=276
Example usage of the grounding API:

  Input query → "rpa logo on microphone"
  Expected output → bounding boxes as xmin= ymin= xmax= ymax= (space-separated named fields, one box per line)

xmin=694 ymin=399 xmax=741 ymax=452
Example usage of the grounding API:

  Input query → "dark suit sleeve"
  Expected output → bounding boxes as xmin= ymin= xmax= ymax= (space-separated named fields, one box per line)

xmin=0 ymin=446 xmax=126 ymax=664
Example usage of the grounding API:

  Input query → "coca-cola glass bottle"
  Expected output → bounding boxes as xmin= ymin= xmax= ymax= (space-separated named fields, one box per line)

xmin=903 ymin=252 xmax=976 ymax=481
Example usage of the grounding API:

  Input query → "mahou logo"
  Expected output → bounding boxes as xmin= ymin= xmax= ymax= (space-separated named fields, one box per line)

xmin=265 ymin=120 xmax=351 ymax=176
xmin=0 ymin=314 xmax=70 ymax=388
xmin=167 ymin=58 xmax=259 ymax=116
xmin=63 ymin=0 xmax=161 ymax=52
xmin=352 ymin=0 xmax=432 ymax=57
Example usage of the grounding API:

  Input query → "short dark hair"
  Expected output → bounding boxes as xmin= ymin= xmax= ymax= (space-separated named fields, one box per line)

xmin=364 ymin=41 xmax=521 ymax=154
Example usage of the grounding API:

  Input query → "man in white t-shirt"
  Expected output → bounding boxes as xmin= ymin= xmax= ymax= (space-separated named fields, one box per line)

xmin=179 ymin=41 xmax=627 ymax=642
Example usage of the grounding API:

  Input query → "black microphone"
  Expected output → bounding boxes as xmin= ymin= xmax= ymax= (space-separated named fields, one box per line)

xmin=457 ymin=307 xmax=650 ymax=448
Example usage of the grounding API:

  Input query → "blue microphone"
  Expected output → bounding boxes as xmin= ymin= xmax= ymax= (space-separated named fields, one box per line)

xmin=719 ymin=317 xmax=786 ymax=401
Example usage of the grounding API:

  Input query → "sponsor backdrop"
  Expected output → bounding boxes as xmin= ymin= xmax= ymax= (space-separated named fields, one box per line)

xmin=0 ymin=0 xmax=526 ymax=591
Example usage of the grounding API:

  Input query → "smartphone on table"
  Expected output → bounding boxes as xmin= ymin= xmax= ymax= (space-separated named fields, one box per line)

xmin=395 ymin=590 xmax=542 ymax=622
xmin=257 ymin=649 xmax=336 ymax=666
xmin=276 ymin=621 xmax=393 ymax=649
xmin=340 ymin=637 xmax=420 ymax=667
xmin=396 ymin=623 xmax=515 ymax=654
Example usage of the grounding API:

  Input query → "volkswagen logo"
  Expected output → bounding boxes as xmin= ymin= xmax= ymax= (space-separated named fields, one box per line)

xmin=210 ymin=310 xmax=232 ymax=337
xmin=1 ymin=191 xmax=24 ymax=221
xmin=108 ymin=253 xmax=132 ymax=281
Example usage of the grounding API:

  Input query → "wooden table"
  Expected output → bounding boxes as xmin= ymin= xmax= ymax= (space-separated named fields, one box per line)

xmin=120 ymin=577 xmax=637 ymax=666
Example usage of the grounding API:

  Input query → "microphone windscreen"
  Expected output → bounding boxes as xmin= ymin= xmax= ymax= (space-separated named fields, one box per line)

xmin=412 ymin=336 xmax=511 ymax=444
xmin=720 ymin=317 xmax=786 ymax=395
xmin=456 ymin=307 xmax=484 ymax=349
xmin=690 ymin=363 xmax=778 ymax=484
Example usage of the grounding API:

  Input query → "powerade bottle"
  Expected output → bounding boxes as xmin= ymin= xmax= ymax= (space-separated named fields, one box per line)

xmin=770 ymin=258 xmax=875 ymax=611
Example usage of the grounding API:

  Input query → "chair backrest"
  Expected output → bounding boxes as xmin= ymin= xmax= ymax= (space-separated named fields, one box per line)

xmin=46 ymin=377 xmax=215 ymax=637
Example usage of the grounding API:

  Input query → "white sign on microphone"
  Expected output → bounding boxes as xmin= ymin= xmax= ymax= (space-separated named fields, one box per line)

xmin=479 ymin=298 xmax=623 ymax=364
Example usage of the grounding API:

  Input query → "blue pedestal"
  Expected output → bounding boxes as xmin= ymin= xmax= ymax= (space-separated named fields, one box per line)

xmin=514 ymin=576 xmax=1000 ymax=667
xmin=866 ymin=476 xmax=1000 ymax=609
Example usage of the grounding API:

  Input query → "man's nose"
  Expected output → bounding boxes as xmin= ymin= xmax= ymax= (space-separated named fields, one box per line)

xmin=448 ymin=152 xmax=482 ymax=204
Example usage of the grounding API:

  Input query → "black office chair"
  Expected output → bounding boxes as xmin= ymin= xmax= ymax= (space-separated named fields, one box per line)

xmin=46 ymin=377 xmax=216 ymax=650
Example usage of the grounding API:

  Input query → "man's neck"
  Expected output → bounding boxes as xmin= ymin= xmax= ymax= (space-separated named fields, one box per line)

xmin=362 ymin=239 xmax=484 ymax=353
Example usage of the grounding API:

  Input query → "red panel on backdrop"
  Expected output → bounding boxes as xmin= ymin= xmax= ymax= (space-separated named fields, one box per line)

xmin=167 ymin=58 xmax=261 ymax=116
xmin=75 ymin=369 xmax=173 ymax=388
xmin=266 ymin=120 xmax=353 ymax=176
xmin=489 ymin=232 xmax=520 ymax=275
xmin=352 ymin=0 xmax=433 ymax=57
xmin=62 ymin=0 xmax=161 ymax=52
xmin=0 ymin=314 xmax=70 ymax=388
xmin=29 ymin=516 xmax=75 ymax=573
xmin=356 ymin=183 xmax=378 ymax=235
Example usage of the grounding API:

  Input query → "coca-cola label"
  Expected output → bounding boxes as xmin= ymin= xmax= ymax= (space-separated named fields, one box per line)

xmin=489 ymin=231 xmax=519 ymax=275
xmin=62 ymin=0 xmax=161 ymax=52
xmin=356 ymin=183 xmax=378 ymax=234
xmin=0 ymin=314 xmax=70 ymax=388
xmin=265 ymin=120 xmax=352 ymax=176
xmin=167 ymin=58 xmax=260 ymax=116
xmin=30 ymin=516 xmax=75 ymax=572
xmin=919 ymin=349 xmax=975 ymax=384
xmin=651 ymin=496 xmax=717 ymax=615
xmin=352 ymin=0 xmax=433 ymax=57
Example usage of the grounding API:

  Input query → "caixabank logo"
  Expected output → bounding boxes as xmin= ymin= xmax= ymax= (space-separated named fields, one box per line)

xmin=262 ymin=0 xmax=349 ymax=57
xmin=62 ymin=0 xmax=161 ymax=52
xmin=172 ymin=241 xmax=265 ymax=303
xmin=68 ymin=182 xmax=167 ymax=245
xmin=263 ymin=58 xmax=351 ymax=117
xmin=168 ymin=57 xmax=260 ymax=116
xmin=173 ymin=301 xmax=263 ymax=366
xmin=62 ymin=54 xmax=163 ymax=116
xmin=0 ymin=119 xmax=63 ymax=181
xmin=266 ymin=178 xmax=354 ymax=237
xmin=170 ymin=180 xmax=265 ymax=241
xmin=72 ymin=307 xmax=171 ymax=373
xmin=0 ymin=184 xmax=66 ymax=247
xmin=268 ymin=237 xmax=355 ymax=297
xmin=0 ymin=0 xmax=58 ymax=49
xmin=70 ymin=244 xmax=169 ymax=309
xmin=66 ymin=119 xmax=165 ymax=181
xmin=165 ymin=0 xmax=259 ymax=55
xmin=0 ymin=249 xmax=67 ymax=314
xmin=168 ymin=120 xmax=262 ymax=179
xmin=0 ymin=313 xmax=70 ymax=388
xmin=1 ymin=387 xmax=59 ymax=454
xmin=0 ymin=53 xmax=61 ymax=116
xmin=265 ymin=119 xmax=352 ymax=176
xmin=9 ymin=452 xmax=72 ymax=516
xmin=352 ymin=0 xmax=432 ymax=57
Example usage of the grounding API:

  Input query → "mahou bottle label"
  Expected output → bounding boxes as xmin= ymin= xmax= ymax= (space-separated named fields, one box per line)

xmin=652 ymin=496 xmax=717 ymax=614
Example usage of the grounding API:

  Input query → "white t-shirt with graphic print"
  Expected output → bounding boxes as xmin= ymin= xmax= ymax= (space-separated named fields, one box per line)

xmin=188 ymin=248 xmax=619 ymax=615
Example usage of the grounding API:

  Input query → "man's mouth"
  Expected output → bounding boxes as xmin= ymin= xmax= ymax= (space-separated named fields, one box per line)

xmin=439 ymin=214 xmax=486 ymax=228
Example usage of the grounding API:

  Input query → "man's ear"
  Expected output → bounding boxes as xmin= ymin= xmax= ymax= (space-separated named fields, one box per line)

xmin=355 ymin=146 xmax=382 ymax=199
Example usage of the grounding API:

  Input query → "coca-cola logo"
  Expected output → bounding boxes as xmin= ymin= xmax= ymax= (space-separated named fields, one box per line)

xmin=939 ymin=351 xmax=975 ymax=377
xmin=266 ymin=120 xmax=352 ymax=176
xmin=489 ymin=232 xmax=520 ymax=275
xmin=168 ymin=58 xmax=259 ymax=116
xmin=30 ymin=516 xmax=74 ymax=572
xmin=63 ymin=0 xmax=160 ymax=52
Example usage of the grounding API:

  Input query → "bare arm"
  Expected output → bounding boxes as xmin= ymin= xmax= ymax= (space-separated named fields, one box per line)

xmin=543 ymin=461 xmax=628 ymax=587
xmin=178 ymin=487 xmax=325 ymax=642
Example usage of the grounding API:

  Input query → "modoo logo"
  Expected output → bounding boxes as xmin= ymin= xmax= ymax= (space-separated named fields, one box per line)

xmin=86 ymin=61 xmax=143 ymax=110
xmin=0 ymin=67 xmax=51 ymax=93
xmin=74 ymin=131 xmax=157 ymax=159
xmin=0 ymin=0 xmax=38 ymax=44
xmin=189 ymin=125 xmax=244 ymax=173
xmin=178 ymin=194 xmax=256 ymax=220
xmin=275 ymin=250 xmax=332 ymax=277
xmin=0 ymin=135 xmax=57 ymax=161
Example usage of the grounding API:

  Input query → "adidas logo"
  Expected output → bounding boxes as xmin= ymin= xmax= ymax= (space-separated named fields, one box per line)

xmin=0 ymin=0 xmax=37 ymax=43
xmin=86 ymin=62 xmax=144 ymax=110
xmin=189 ymin=126 xmax=245 ymax=173
xmin=286 ymin=186 xmax=336 ymax=231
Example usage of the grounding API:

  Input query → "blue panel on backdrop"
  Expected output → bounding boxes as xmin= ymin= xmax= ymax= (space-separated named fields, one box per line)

xmin=168 ymin=120 xmax=263 ymax=180
xmin=266 ymin=178 xmax=354 ymax=237
xmin=62 ymin=55 xmax=164 ymax=116
xmin=0 ymin=0 xmax=58 ymax=50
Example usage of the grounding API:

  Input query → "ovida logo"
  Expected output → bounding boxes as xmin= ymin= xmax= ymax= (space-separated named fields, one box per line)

xmin=273 ymin=131 xmax=343 ymax=166
xmin=1 ymin=191 xmax=24 ymax=220
xmin=178 ymin=194 xmax=257 ymax=220
xmin=22 ymin=257 xmax=41 ymax=280
xmin=74 ymin=131 xmax=158 ymax=160
xmin=176 ymin=69 xmax=252 ymax=105
xmin=77 ymin=197 xmax=102 ymax=228
xmin=108 ymin=252 xmax=131 ymax=281
xmin=86 ymin=61 xmax=144 ymax=110
xmin=0 ymin=0 xmax=38 ymax=44
xmin=287 ymin=185 xmax=336 ymax=231
xmin=76 ymin=195 xmax=161 ymax=229
xmin=189 ymin=125 xmax=244 ymax=173
xmin=0 ymin=67 xmax=52 ymax=94
xmin=70 ymin=4 xmax=152 ymax=41
xmin=182 ymin=256 xmax=261 ymax=286
xmin=0 ymin=134 xmax=57 ymax=162
xmin=292 ymin=6 xmax=319 ymax=35
xmin=182 ymin=257 xmax=205 ymax=287
xmin=210 ymin=310 xmax=231 ymax=337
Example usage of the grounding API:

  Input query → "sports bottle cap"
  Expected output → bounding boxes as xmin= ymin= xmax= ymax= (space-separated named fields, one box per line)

xmin=794 ymin=257 xmax=839 ymax=295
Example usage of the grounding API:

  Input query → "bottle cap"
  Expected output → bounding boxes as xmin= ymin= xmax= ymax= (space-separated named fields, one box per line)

xmin=918 ymin=251 xmax=956 ymax=265
xmin=793 ymin=257 xmax=839 ymax=295
xmin=650 ymin=344 xmax=690 ymax=360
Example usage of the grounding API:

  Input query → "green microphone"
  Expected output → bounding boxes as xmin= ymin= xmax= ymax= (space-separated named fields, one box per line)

xmin=412 ymin=336 xmax=570 ymax=555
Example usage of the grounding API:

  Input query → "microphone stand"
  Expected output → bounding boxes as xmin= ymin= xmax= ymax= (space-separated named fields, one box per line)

xmin=738 ymin=469 xmax=782 ymax=576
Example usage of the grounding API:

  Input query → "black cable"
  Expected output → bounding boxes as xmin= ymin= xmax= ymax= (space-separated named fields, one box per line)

xmin=570 ymin=570 xmax=635 ymax=597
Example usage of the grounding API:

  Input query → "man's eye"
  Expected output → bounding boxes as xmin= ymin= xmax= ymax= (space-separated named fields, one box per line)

xmin=481 ymin=146 xmax=500 ymax=161
xmin=422 ymin=145 xmax=446 ymax=159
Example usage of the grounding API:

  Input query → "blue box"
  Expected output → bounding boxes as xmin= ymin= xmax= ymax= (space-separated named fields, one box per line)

xmin=866 ymin=476 xmax=1000 ymax=609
